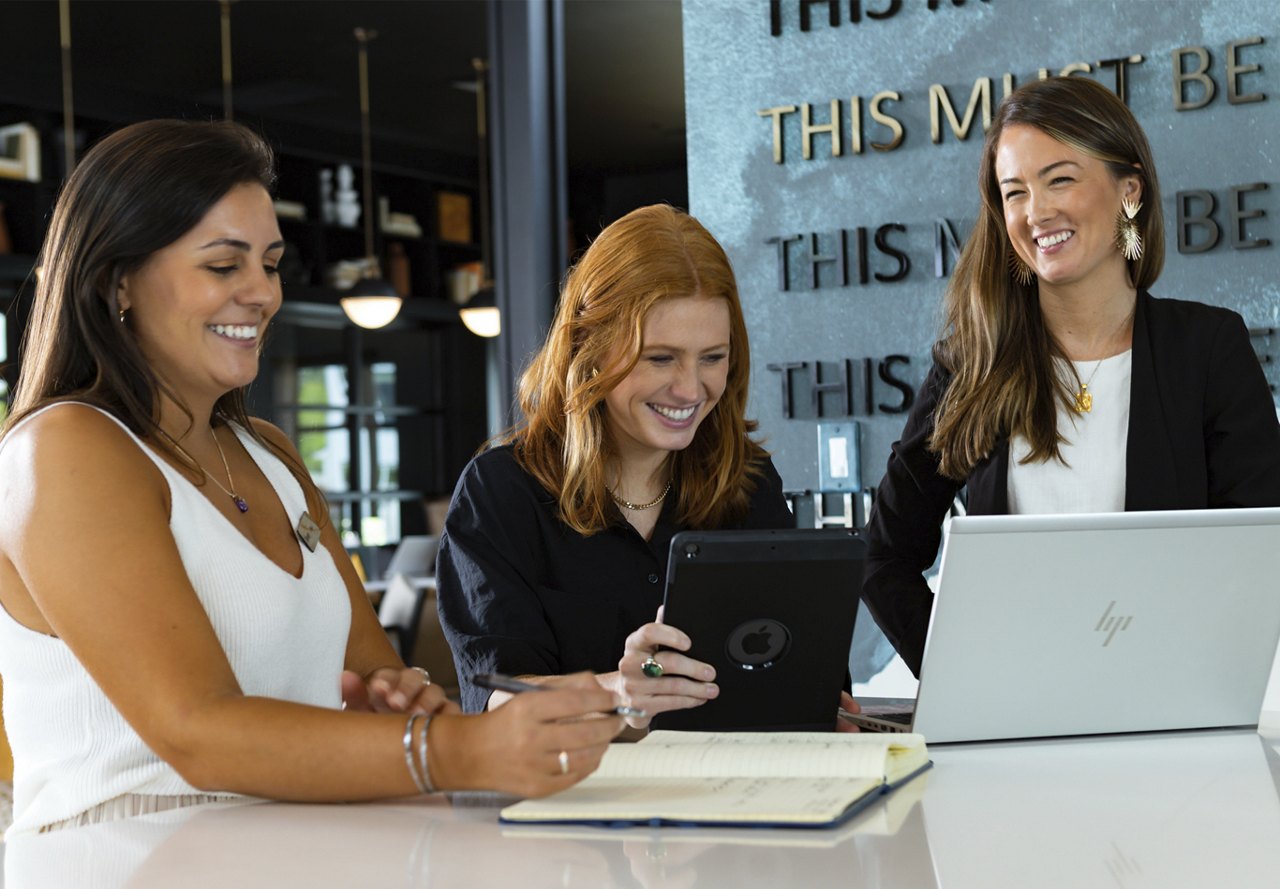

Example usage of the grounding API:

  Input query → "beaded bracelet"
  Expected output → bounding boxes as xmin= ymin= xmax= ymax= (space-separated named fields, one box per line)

xmin=417 ymin=713 xmax=437 ymax=794
xmin=402 ymin=713 xmax=429 ymax=794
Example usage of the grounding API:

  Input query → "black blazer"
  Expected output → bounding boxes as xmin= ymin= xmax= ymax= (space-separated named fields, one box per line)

xmin=863 ymin=291 xmax=1280 ymax=675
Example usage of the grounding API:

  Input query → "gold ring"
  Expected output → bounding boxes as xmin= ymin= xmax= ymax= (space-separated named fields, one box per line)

xmin=558 ymin=749 xmax=570 ymax=775
xmin=641 ymin=655 xmax=663 ymax=678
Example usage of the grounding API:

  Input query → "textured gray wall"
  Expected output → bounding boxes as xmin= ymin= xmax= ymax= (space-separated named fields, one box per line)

xmin=685 ymin=0 xmax=1278 ymax=502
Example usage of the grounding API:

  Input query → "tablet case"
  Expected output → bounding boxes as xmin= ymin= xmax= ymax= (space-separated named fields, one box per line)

xmin=653 ymin=528 xmax=864 ymax=732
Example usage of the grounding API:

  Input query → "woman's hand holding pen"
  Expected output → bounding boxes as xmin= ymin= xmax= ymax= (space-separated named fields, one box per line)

xmin=430 ymin=672 xmax=624 ymax=797
xmin=597 ymin=609 xmax=719 ymax=730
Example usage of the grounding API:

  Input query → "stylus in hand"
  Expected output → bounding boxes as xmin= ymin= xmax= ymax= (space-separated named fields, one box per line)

xmin=472 ymin=673 xmax=647 ymax=718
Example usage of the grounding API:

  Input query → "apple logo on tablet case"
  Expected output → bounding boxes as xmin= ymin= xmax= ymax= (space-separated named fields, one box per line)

xmin=726 ymin=619 xmax=792 ymax=670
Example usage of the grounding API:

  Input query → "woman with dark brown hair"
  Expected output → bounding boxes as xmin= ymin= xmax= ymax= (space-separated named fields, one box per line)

xmin=0 ymin=119 xmax=621 ymax=837
xmin=863 ymin=76 xmax=1280 ymax=676
xmin=438 ymin=205 xmax=851 ymax=725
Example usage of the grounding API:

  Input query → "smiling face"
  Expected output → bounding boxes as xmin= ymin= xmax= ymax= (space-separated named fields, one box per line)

xmin=603 ymin=295 xmax=731 ymax=464
xmin=118 ymin=182 xmax=284 ymax=409
xmin=996 ymin=124 xmax=1141 ymax=293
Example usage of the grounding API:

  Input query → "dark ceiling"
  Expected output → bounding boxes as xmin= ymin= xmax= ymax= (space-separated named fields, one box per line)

xmin=0 ymin=0 xmax=685 ymax=180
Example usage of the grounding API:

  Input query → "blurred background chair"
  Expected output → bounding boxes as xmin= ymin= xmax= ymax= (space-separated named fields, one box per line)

xmin=383 ymin=534 xmax=440 ymax=580
xmin=373 ymin=536 xmax=459 ymax=697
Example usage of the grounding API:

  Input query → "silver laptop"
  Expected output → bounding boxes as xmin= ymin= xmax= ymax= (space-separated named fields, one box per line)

xmin=853 ymin=508 xmax=1280 ymax=742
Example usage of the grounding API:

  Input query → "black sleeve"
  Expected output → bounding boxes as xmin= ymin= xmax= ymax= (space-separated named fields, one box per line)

xmin=1203 ymin=311 xmax=1280 ymax=506
xmin=435 ymin=451 xmax=562 ymax=712
xmin=861 ymin=362 xmax=963 ymax=677
xmin=740 ymin=455 xmax=799 ymax=528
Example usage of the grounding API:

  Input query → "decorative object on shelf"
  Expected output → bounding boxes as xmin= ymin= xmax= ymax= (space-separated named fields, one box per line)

xmin=326 ymin=258 xmax=368 ymax=290
xmin=446 ymin=260 xmax=483 ymax=305
xmin=387 ymin=242 xmax=411 ymax=297
xmin=334 ymin=163 xmax=361 ymax=229
xmin=437 ymin=191 xmax=472 ymax=243
xmin=272 ymin=199 xmax=307 ymax=221
xmin=319 ymin=167 xmax=336 ymax=224
xmin=378 ymin=196 xmax=423 ymax=238
xmin=0 ymin=123 xmax=41 ymax=182
xmin=339 ymin=27 xmax=402 ymax=330
xmin=461 ymin=57 xmax=500 ymax=338
xmin=0 ymin=202 xmax=11 ymax=255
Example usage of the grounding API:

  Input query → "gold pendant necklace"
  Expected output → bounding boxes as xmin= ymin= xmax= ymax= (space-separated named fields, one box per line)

xmin=1071 ymin=306 xmax=1135 ymax=414
xmin=1073 ymin=359 xmax=1104 ymax=414
xmin=206 ymin=426 xmax=250 ymax=513
xmin=609 ymin=481 xmax=671 ymax=511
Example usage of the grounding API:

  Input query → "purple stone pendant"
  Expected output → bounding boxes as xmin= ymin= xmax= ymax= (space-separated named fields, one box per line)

xmin=233 ymin=496 xmax=250 ymax=513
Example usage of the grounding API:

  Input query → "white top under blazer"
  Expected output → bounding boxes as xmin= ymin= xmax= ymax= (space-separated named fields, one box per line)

xmin=0 ymin=403 xmax=351 ymax=836
xmin=1007 ymin=350 xmax=1133 ymax=515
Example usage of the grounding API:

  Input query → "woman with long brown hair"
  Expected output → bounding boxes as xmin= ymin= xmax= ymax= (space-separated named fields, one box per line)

xmin=0 ymin=120 xmax=621 ymax=837
xmin=438 ymin=204 xmax=833 ymax=725
xmin=863 ymin=76 xmax=1280 ymax=676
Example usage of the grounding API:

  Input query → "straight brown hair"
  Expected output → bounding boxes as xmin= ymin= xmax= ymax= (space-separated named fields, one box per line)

xmin=3 ymin=119 xmax=326 ymax=520
xmin=930 ymin=76 xmax=1165 ymax=480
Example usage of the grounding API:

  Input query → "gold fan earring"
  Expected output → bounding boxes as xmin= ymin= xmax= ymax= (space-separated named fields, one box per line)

xmin=1009 ymin=251 xmax=1035 ymax=287
xmin=1116 ymin=198 xmax=1143 ymax=262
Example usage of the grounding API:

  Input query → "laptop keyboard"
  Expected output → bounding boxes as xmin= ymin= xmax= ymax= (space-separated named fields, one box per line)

xmin=871 ymin=711 xmax=914 ymax=726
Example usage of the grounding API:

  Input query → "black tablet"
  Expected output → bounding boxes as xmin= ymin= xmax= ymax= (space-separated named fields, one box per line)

xmin=652 ymin=528 xmax=864 ymax=732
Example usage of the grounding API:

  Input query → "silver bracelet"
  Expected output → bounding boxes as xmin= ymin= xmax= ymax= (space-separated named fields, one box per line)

xmin=402 ymin=713 xmax=428 ymax=794
xmin=417 ymin=713 xmax=437 ymax=794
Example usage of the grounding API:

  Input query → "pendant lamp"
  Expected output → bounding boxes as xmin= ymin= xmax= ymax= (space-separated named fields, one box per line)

xmin=460 ymin=57 xmax=500 ymax=338
xmin=340 ymin=27 xmax=402 ymax=330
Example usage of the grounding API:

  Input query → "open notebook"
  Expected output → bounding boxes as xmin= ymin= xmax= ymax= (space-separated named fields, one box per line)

xmin=500 ymin=730 xmax=931 ymax=829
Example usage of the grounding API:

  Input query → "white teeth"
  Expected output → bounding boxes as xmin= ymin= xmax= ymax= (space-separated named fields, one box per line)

xmin=651 ymin=404 xmax=696 ymax=421
xmin=1037 ymin=231 xmax=1073 ymax=248
xmin=209 ymin=324 xmax=258 ymax=341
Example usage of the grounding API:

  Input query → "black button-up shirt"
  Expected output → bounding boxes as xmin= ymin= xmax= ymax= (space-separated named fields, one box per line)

xmin=437 ymin=445 xmax=795 ymax=712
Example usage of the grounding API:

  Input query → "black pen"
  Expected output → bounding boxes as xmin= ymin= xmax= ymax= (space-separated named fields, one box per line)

xmin=472 ymin=673 xmax=646 ymax=718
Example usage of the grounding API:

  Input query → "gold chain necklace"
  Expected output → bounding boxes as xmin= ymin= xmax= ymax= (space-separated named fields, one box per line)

xmin=609 ymin=481 xmax=671 ymax=511
xmin=1070 ymin=307 xmax=1134 ymax=414
xmin=205 ymin=427 xmax=250 ymax=513
xmin=1073 ymin=359 xmax=1104 ymax=413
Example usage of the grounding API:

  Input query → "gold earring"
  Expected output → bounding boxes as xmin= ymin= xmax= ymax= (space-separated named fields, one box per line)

xmin=118 ymin=306 xmax=127 ymax=324
xmin=1115 ymin=198 xmax=1143 ymax=262
xmin=1009 ymin=251 xmax=1035 ymax=287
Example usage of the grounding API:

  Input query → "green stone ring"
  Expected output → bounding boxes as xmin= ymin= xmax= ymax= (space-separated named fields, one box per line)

xmin=641 ymin=655 xmax=664 ymax=678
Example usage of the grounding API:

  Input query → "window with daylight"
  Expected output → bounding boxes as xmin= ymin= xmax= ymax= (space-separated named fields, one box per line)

xmin=288 ymin=361 xmax=405 ymax=547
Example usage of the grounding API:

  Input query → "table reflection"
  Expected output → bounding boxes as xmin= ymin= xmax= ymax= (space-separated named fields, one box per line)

xmin=3 ymin=774 xmax=934 ymax=889
xmin=5 ymin=730 xmax=1277 ymax=889
xmin=924 ymin=730 xmax=1280 ymax=888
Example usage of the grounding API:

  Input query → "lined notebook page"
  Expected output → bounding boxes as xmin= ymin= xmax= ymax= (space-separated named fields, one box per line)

xmin=592 ymin=731 xmax=926 ymax=780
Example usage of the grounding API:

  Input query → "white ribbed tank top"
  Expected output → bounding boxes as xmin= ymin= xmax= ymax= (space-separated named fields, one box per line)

xmin=0 ymin=403 xmax=352 ymax=836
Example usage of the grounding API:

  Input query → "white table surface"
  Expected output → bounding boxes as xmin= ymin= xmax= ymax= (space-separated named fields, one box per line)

xmin=5 ymin=716 xmax=1279 ymax=889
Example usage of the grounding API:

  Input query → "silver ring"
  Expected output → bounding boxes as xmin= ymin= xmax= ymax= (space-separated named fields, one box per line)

xmin=641 ymin=654 xmax=664 ymax=678
xmin=410 ymin=667 xmax=431 ymax=685
xmin=558 ymin=749 xmax=570 ymax=775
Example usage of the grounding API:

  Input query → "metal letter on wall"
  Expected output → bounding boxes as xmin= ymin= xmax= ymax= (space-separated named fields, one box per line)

xmin=1172 ymin=46 xmax=1216 ymax=110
